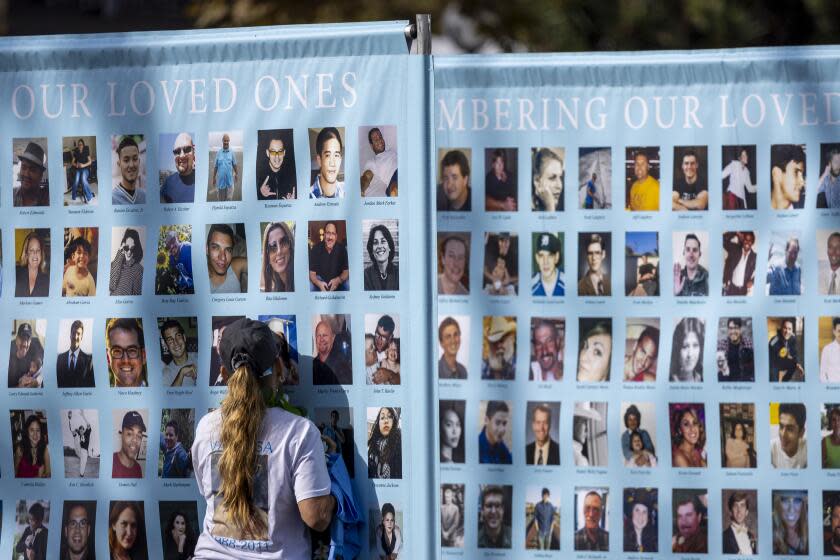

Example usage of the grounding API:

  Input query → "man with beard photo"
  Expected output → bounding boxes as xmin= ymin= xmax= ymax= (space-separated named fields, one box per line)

xmin=530 ymin=319 xmax=564 ymax=382
xmin=482 ymin=317 xmax=516 ymax=380
xmin=674 ymin=233 xmax=709 ymax=296
xmin=819 ymin=147 xmax=840 ymax=209
xmin=257 ymin=130 xmax=296 ymax=200
xmin=718 ymin=318 xmax=754 ymax=382
xmin=477 ymin=486 xmax=511 ymax=549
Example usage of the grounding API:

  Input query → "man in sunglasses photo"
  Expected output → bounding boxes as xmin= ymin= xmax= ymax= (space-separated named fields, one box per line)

xmin=160 ymin=132 xmax=196 ymax=204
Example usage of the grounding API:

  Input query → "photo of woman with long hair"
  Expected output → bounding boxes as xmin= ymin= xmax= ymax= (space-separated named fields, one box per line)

xmin=439 ymin=400 xmax=464 ymax=464
xmin=13 ymin=412 xmax=51 ymax=478
xmin=367 ymin=407 xmax=402 ymax=479
xmin=108 ymin=500 xmax=148 ymax=560
xmin=161 ymin=508 xmax=197 ymax=560
xmin=670 ymin=317 xmax=704 ymax=382
xmin=15 ymin=229 xmax=50 ymax=297
xmin=110 ymin=227 xmax=144 ymax=296
xmin=577 ymin=318 xmax=612 ymax=382
xmin=374 ymin=502 xmax=403 ymax=559
xmin=670 ymin=404 xmax=707 ymax=468
xmin=259 ymin=221 xmax=294 ymax=292
xmin=771 ymin=490 xmax=808 ymax=555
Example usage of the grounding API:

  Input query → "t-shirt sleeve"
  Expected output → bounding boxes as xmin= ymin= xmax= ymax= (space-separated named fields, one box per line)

xmin=339 ymin=244 xmax=349 ymax=271
xmin=291 ymin=420 xmax=331 ymax=502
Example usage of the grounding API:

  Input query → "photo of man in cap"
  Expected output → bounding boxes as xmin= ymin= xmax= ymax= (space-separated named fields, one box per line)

xmin=531 ymin=232 xmax=565 ymax=296
xmin=112 ymin=410 xmax=147 ymax=478
xmin=13 ymin=139 xmax=49 ymax=207
xmin=481 ymin=316 xmax=516 ymax=381
xmin=8 ymin=321 xmax=45 ymax=388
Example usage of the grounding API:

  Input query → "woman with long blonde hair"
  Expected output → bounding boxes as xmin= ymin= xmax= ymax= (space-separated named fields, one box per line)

xmin=191 ymin=318 xmax=334 ymax=557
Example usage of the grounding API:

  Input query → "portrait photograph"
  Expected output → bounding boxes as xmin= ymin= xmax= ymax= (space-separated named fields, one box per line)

xmin=364 ymin=313 xmax=400 ymax=385
xmin=716 ymin=317 xmax=755 ymax=382
xmin=525 ymin=401 xmax=560 ymax=466
xmin=209 ymin=315 xmax=244 ymax=386
xmin=625 ymin=231 xmax=659 ymax=297
xmin=207 ymin=130 xmax=243 ymax=201
xmin=308 ymin=220 xmax=349 ymax=292
xmin=766 ymin=230 xmax=802 ymax=296
xmin=158 ymin=131 xmax=196 ymax=204
xmin=477 ymin=484 xmax=513 ymax=549
xmin=256 ymin=128 xmax=296 ymax=200
xmin=721 ymin=231 xmax=757 ymax=296
xmin=577 ymin=231 xmax=611 ymax=296
xmin=60 ymin=408 xmax=100 ymax=478
xmin=56 ymin=318 xmax=94 ymax=389
xmin=311 ymin=313 xmax=352 ymax=385
xmin=13 ymin=499 xmax=50 ymax=560
xmin=362 ymin=219 xmax=399 ymax=291
xmin=721 ymin=145 xmax=757 ymax=210
xmin=369 ymin=503 xmax=404 ymax=558
xmin=439 ymin=399 xmax=465 ymax=464
xmin=819 ymin=316 xmax=840 ymax=383
xmin=359 ymin=125 xmax=398 ymax=197
xmin=573 ymin=401 xmax=608 ymax=467
xmin=620 ymin=402 xmax=658 ymax=468
xmin=669 ymin=403 xmax=707 ymax=468
xmin=8 ymin=318 xmax=46 ymax=389
xmin=158 ymin=408 xmax=195 ymax=479
xmin=671 ymin=489 xmax=708 ymax=553
xmin=625 ymin=146 xmax=660 ymax=211
xmin=366 ymin=406 xmax=402 ymax=479
xmin=767 ymin=316 xmax=805 ymax=382
xmin=259 ymin=314 xmax=300 ymax=386
xmin=579 ymin=146 xmax=611 ymax=209
xmin=11 ymin=409 xmax=51 ymax=478
xmin=623 ymin=488 xmax=658 ymax=552
xmin=259 ymin=221 xmax=295 ymax=293
xmin=530 ymin=232 xmax=564 ymax=297
xmin=205 ymin=223 xmax=247 ymax=294
xmin=156 ymin=224 xmax=194 ymax=295
xmin=573 ymin=486 xmax=609 ymax=551
xmin=818 ymin=229 xmax=840 ymax=295
xmin=531 ymin=147 xmax=564 ymax=211
xmin=159 ymin=501 xmax=199 ymax=560
xmin=770 ymin=143 xmax=806 ymax=210
xmin=112 ymin=409 xmax=148 ymax=479
xmin=110 ymin=226 xmax=145 ymax=296
xmin=108 ymin=501 xmax=148 ymax=559
xmin=62 ymin=227 xmax=98 ymax=297
xmin=481 ymin=316 xmax=516 ymax=381
xmin=441 ymin=484 xmax=465 ymax=548
xmin=483 ymin=232 xmax=517 ymax=295
xmin=821 ymin=404 xmax=840 ymax=469
xmin=111 ymin=134 xmax=146 ymax=205
xmin=106 ymin=317 xmax=148 ymax=388
xmin=62 ymin=135 xmax=98 ymax=206
xmin=770 ymin=402 xmax=807 ymax=469
xmin=577 ymin=317 xmax=612 ymax=383
xmin=818 ymin=142 xmax=840 ymax=209
xmin=771 ymin=489 xmax=808 ymax=554
xmin=14 ymin=228 xmax=50 ymax=297
xmin=525 ymin=485 xmax=560 ymax=550
xmin=485 ymin=147 xmax=517 ymax=211
xmin=720 ymin=402 xmax=756 ymax=468
xmin=823 ymin=490 xmax=840 ymax=555
xmin=61 ymin=500 xmax=96 ymax=560
xmin=478 ymin=400 xmax=513 ymax=464
xmin=438 ymin=315 xmax=469 ymax=380
xmin=157 ymin=317 xmax=198 ymax=387
xmin=308 ymin=126 xmax=345 ymax=198
xmin=437 ymin=147 xmax=471 ymax=212
xmin=313 ymin=407 xmax=354 ymax=478
xmin=13 ymin=137 xmax=49 ymax=207
xmin=437 ymin=232 xmax=470 ymax=295
xmin=671 ymin=145 xmax=708 ymax=211
xmin=672 ymin=231 xmax=709 ymax=297
xmin=669 ymin=317 xmax=705 ymax=382
xmin=530 ymin=317 xmax=564 ymax=382
xmin=623 ymin=318 xmax=660 ymax=382
xmin=721 ymin=489 xmax=758 ymax=554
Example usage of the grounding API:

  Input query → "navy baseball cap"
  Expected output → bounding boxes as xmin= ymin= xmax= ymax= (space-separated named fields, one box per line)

xmin=219 ymin=318 xmax=278 ymax=378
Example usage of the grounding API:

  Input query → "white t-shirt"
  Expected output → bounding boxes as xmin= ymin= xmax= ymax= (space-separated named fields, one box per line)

xmin=191 ymin=407 xmax=331 ymax=559
xmin=362 ymin=149 xmax=397 ymax=197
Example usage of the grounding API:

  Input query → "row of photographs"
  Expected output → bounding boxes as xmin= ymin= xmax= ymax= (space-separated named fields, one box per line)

xmin=7 ymin=126 xmax=398 ymax=207
xmin=6 ymin=313 xmax=401 ymax=388
xmin=439 ymin=400 xmax=840 ymax=469
xmin=436 ymin=143 xmax=839 ymax=211
xmin=441 ymin=485 xmax=840 ymax=555
xmin=1 ymin=220 xmax=399 ymax=297
xmin=436 ymin=315 xmax=840 ymax=383
xmin=437 ymin=229 xmax=840 ymax=297
xmin=4 ymin=406 xmax=402 ymax=481
xmin=5 ymin=498 xmax=404 ymax=560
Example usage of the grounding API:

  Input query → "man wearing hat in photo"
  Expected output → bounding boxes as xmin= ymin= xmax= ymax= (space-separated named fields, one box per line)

xmin=112 ymin=410 xmax=146 ymax=478
xmin=531 ymin=232 xmax=565 ymax=296
xmin=8 ymin=322 xmax=45 ymax=388
xmin=481 ymin=316 xmax=516 ymax=381
xmin=14 ymin=140 xmax=50 ymax=207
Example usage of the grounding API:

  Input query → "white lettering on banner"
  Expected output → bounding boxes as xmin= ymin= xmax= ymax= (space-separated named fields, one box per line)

xmin=316 ymin=73 xmax=336 ymax=108
xmin=160 ymin=80 xmax=183 ymax=114
xmin=439 ymin=98 xmax=464 ymax=130
xmin=189 ymin=79 xmax=207 ymax=113
xmin=71 ymin=83 xmax=92 ymax=117
xmin=12 ymin=84 xmax=35 ymax=119
xmin=130 ymin=80 xmax=155 ymax=116
xmin=41 ymin=84 xmax=64 ymax=119
xmin=214 ymin=78 xmax=236 ymax=112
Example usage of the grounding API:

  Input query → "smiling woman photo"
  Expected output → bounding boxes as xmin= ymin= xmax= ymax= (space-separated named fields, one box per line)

xmin=670 ymin=404 xmax=707 ymax=468
xmin=577 ymin=319 xmax=612 ymax=382
xmin=364 ymin=222 xmax=399 ymax=291
xmin=109 ymin=501 xmax=147 ymax=560
xmin=260 ymin=222 xmax=295 ymax=292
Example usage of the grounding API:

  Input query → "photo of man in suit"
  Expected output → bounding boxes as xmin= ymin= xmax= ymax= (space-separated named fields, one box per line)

xmin=57 ymin=320 xmax=94 ymax=388
xmin=526 ymin=403 xmax=560 ymax=466
xmin=722 ymin=231 xmax=756 ymax=296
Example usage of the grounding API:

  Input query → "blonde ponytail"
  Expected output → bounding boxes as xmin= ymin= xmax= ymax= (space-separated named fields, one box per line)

xmin=218 ymin=365 xmax=266 ymax=538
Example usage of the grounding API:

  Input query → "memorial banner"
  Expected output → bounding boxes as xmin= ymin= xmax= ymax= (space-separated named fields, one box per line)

xmin=0 ymin=22 xmax=435 ymax=559
xmin=435 ymin=49 xmax=840 ymax=558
